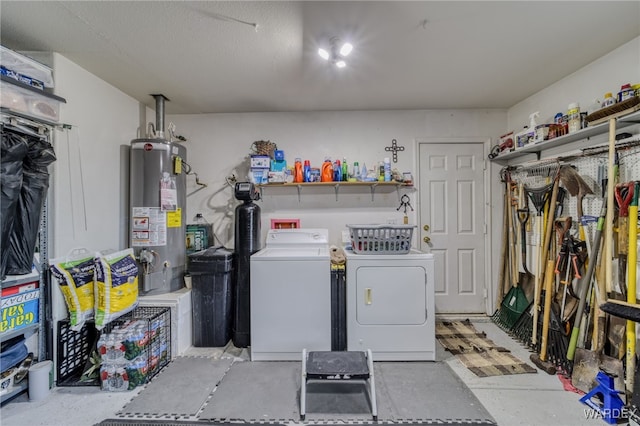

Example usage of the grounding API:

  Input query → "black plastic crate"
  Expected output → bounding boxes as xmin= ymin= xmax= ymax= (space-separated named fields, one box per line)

xmin=56 ymin=320 xmax=100 ymax=386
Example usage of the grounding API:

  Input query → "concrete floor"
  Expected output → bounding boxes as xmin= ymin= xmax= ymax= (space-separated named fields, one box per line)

xmin=0 ymin=318 xmax=618 ymax=426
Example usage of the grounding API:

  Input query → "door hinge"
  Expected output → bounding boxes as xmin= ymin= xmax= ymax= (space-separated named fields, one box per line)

xmin=483 ymin=288 xmax=488 ymax=299
xmin=484 ymin=223 xmax=487 ymax=234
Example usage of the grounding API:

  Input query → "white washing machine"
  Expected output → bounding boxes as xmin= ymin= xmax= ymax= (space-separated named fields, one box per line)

xmin=250 ymin=229 xmax=331 ymax=361
xmin=345 ymin=248 xmax=435 ymax=361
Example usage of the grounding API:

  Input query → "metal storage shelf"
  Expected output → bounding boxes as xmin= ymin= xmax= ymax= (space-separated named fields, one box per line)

xmin=1 ymin=112 xmax=54 ymax=386
xmin=0 ymin=324 xmax=38 ymax=343
xmin=257 ymin=181 xmax=412 ymax=201
xmin=1 ymin=270 xmax=40 ymax=290
xmin=1 ymin=379 xmax=28 ymax=404
xmin=491 ymin=110 xmax=639 ymax=164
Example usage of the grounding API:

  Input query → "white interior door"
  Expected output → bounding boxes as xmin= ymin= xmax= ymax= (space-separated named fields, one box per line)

xmin=418 ymin=141 xmax=487 ymax=313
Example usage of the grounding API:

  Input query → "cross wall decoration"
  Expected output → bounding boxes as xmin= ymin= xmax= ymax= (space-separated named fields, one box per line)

xmin=385 ymin=139 xmax=405 ymax=163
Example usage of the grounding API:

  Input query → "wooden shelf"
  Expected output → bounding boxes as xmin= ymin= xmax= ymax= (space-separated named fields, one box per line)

xmin=257 ymin=181 xmax=412 ymax=201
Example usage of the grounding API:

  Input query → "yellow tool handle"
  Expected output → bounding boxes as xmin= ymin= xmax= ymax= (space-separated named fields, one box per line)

xmin=626 ymin=201 xmax=637 ymax=395
xmin=540 ymin=260 xmax=556 ymax=362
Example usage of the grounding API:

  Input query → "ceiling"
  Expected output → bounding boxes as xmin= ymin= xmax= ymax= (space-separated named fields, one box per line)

xmin=1 ymin=1 xmax=639 ymax=115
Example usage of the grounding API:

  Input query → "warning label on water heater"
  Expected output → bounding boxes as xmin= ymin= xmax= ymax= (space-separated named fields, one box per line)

xmin=131 ymin=207 xmax=167 ymax=247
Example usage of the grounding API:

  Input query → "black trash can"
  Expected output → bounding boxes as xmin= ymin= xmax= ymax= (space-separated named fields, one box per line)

xmin=188 ymin=246 xmax=235 ymax=347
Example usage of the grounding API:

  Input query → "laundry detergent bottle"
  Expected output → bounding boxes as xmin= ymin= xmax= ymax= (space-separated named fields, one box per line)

xmin=303 ymin=160 xmax=311 ymax=182
xmin=321 ymin=157 xmax=333 ymax=182
xmin=333 ymin=159 xmax=342 ymax=182
xmin=294 ymin=158 xmax=303 ymax=183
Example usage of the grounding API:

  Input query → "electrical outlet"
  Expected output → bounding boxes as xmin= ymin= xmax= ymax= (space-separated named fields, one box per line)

xmin=386 ymin=218 xmax=398 ymax=224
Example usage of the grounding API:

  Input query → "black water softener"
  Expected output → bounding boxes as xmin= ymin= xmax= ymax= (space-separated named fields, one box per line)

xmin=233 ymin=182 xmax=261 ymax=348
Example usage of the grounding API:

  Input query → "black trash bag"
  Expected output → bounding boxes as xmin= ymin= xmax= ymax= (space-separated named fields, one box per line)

xmin=6 ymin=171 xmax=50 ymax=275
xmin=5 ymin=134 xmax=56 ymax=276
xmin=1 ymin=131 xmax=29 ymax=280
xmin=23 ymin=137 xmax=56 ymax=172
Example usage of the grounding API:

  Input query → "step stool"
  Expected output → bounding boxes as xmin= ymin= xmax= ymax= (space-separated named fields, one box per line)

xmin=579 ymin=371 xmax=626 ymax=424
xmin=300 ymin=349 xmax=377 ymax=421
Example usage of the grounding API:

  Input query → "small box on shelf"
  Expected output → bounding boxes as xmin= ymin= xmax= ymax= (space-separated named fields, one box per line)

xmin=0 ymin=281 xmax=39 ymax=335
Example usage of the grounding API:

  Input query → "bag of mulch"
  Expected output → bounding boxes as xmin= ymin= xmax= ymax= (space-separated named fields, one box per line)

xmin=50 ymin=249 xmax=95 ymax=331
xmin=93 ymin=249 xmax=139 ymax=330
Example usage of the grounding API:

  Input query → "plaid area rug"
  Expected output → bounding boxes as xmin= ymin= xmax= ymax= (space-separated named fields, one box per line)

xmin=436 ymin=320 xmax=537 ymax=377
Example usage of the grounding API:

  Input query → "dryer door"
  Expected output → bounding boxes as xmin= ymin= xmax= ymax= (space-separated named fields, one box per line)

xmin=355 ymin=266 xmax=426 ymax=325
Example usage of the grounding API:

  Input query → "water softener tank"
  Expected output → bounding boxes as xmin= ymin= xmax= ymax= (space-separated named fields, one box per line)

xmin=233 ymin=182 xmax=261 ymax=348
xmin=129 ymin=94 xmax=186 ymax=295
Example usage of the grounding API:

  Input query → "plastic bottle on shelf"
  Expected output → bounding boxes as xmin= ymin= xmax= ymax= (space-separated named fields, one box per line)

xmin=618 ymin=83 xmax=634 ymax=102
xmin=360 ymin=162 xmax=368 ymax=181
xmin=303 ymin=160 xmax=311 ymax=182
xmin=567 ymin=103 xmax=581 ymax=134
xmin=333 ymin=159 xmax=342 ymax=182
xmin=586 ymin=98 xmax=601 ymax=115
xmin=294 ymin=158 xmax=303 ymax=183
xmin=321 ymin=157 xmax=333 ymax=182
xmin=378 ymin=162 xmax=384 ymax=181
xmin=188 ymin=213 xmax=213 ymax=252
xmin=352 ymin=162 xmax=360 ymax=181
xmin=384 ymin=157 xmax=392 ymax=181
xmin=341 ymin=158 xmax=348 ymax=181
xmin=601 ymin=92 xmax=616 ymax=109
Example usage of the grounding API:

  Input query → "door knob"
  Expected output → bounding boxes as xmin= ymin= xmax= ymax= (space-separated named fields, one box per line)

xmin=423 ymin=225 xmax=430 ymax=231
xmin=423 ymin=236 xmax=431 ymax=243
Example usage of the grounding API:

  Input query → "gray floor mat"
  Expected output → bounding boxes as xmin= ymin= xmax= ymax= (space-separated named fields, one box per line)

xmin=200 ymin=361 xmax=300 ymax=421
xmin=377 ymin=362 xmax=493 ymax=421
xmin=199 ymin=360 xmax=495 ymax=424
xmin=119 ymin=357 xmax=233 ymax=417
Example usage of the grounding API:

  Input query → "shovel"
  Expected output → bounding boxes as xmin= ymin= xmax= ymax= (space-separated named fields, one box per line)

xmin=573 ymin=347 xmax=625 ymax=397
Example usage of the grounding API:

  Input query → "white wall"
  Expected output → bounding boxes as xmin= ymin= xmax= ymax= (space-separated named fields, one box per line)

xmin=167 ymin=109 xmax=506 ymax=249
xmin=508 ymin=36 xmax=640 ymax=131
xmin=50 ymin=53 xmax=145 ymax=259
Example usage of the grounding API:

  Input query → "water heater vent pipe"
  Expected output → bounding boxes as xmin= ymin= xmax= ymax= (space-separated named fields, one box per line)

xmin=151 ymin=94 xmax=169 ymax=139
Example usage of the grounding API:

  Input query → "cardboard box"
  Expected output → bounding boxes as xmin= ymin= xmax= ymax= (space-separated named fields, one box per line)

xmin=0 ymin=281 xmax=39 ymax=334
xmin=250 ymin=155 xmax=270 ymax=168
xmin=138 ymin=288 xmax=192 ymax=358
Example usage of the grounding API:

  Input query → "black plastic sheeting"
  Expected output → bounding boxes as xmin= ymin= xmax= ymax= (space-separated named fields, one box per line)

xmin=0 ymin=127 xmax=55 ymax=279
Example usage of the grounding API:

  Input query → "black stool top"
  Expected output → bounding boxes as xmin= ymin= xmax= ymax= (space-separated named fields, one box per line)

xmin=306 ymin=351 xmax=370 ymax=379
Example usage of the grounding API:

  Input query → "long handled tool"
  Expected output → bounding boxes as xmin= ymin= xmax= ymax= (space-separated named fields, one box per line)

xmin=568 ymin=199 xmax=607 ymax=361
xmin=517 ymin=206 xmax=531 ymax=275
xmin=624 ymin=181 xmax=638 ymax=397
xmin=614 ymin=182 xmax=634 ymax=297
xmin=571 ymin=119 xmax=625 ymax=394
xmin=526 ymin=181 xmax=554 ymax=345
xmin=495 ymin=171 xmax=511 ymax=311
xmin=492 ymin=178 xmax=529 ymax=330
xmin=530 ymin=260 xmax=557 ymax=374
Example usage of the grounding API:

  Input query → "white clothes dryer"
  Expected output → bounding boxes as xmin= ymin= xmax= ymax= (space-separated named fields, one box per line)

xmin=250 ymin=229 xmax=331 ymax=361
xmin=345 ymin=248 xmax=435 ymax=361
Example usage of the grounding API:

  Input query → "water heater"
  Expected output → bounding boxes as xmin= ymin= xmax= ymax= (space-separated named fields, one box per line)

xmin=129 ymin=95 xmax=186 ymax=294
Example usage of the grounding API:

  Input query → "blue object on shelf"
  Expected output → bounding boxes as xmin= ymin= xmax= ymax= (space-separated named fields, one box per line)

xmin=0 ymin=337 xmax=28 ymax=373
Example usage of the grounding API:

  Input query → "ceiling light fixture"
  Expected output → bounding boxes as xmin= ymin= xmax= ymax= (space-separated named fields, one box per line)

xmin=318 ymin=37 xmax=353 ymax=69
